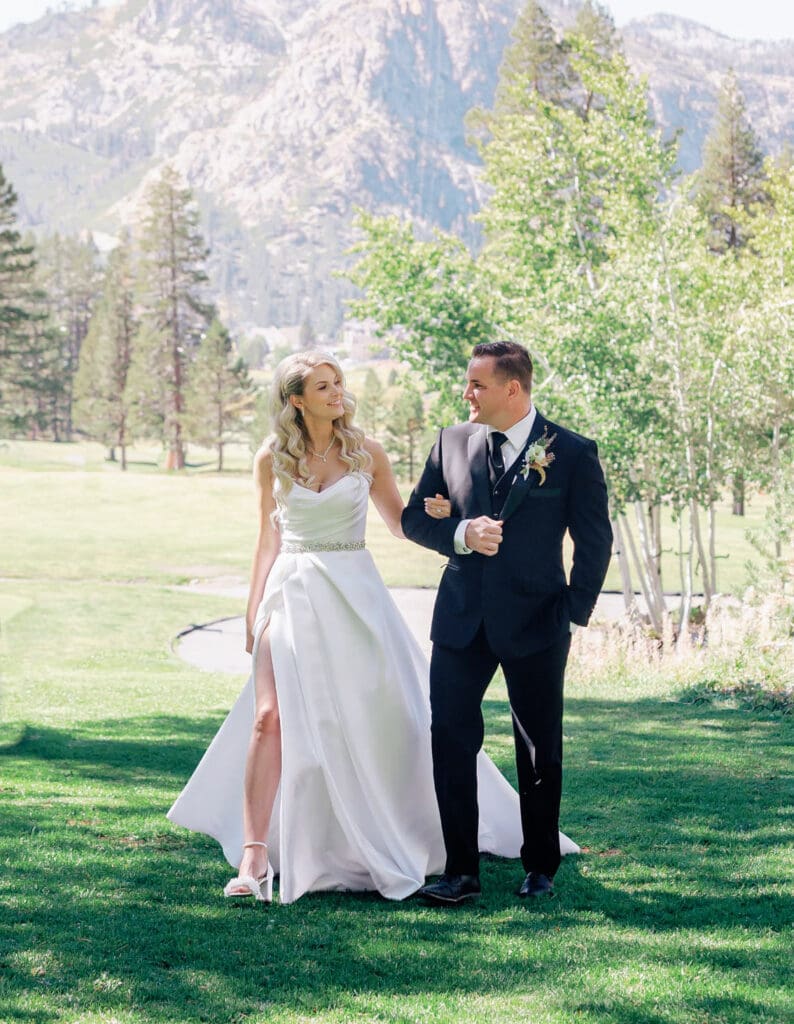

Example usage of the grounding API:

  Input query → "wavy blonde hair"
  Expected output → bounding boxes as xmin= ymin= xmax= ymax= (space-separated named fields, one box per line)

xmin=262 ymin=350 xmax=372 ymax=510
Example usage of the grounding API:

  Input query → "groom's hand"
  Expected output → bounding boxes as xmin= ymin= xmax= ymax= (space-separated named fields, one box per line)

xmin=464 ymin=516 xmax=503 ymax=556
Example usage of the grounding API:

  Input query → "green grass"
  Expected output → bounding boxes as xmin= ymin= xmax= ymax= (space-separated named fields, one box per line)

xmin=0 ymin=440 xmax=775 ymax=591
xmin=0 ymin=446 xmax=792 ymax=1023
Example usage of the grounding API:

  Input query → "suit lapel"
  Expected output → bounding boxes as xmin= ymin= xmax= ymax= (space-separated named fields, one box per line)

xmin=499 ymin=413 xmax=549 ymax=522
xmin=468 ymin=427 xmax=492 ymax=516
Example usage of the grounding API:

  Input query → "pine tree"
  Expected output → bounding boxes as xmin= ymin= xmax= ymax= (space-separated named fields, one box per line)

xmin=695 ymin=70 xmax=768 ymax=514
xmin=133 ymin=166 xmax=212 ymax=469
xmin=184 ymin=318 xmax=257 ymax=471
xmin=0 ymin=165 xmax=46 ymax=431
xmin=6 ymin=317 xmax=65 ymax=438
xmin=383 ymin=381 xmax=425 ymax=483
xmin=356 ymin=367 xmax=385 ymax=439
xmin=299 ymin=312 xmax=316 ymax=349
xmin=35 ymin=232 xmax=100 ymax=440
xmin=494 ymin=0 xmax=569 ymax=110
xmin=567 ymin=0 xmax=622 ymax=117
xmin=467 ymin=1 xmax=569 ymax=147
xmin=696 ymin=70 xmax=768 ymax=253
xmin=571 ymin=0 xmax=620 ymax=58
xmin=73 ymin=236 xmax=137 ymax=467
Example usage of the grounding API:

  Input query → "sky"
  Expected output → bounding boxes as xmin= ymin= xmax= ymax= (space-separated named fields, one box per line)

xmin=1 ymin=0 xmax=794 ymax=40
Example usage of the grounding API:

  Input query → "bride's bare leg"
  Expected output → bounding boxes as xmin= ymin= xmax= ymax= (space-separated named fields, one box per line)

xmin=228 ymin=626 xmax=281 ymax=893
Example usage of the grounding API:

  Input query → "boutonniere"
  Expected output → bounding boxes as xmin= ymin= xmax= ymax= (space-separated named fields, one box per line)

xmin=519 ymin=428 xmax=557 ymax=485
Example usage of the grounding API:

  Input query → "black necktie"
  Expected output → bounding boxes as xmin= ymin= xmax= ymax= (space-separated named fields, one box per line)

xmin=488 ymin=431 xmax=507 ymax=487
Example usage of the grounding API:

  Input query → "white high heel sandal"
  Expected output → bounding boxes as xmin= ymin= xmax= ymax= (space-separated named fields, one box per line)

xmin=223 ymin=841 xmax=274 ymax=903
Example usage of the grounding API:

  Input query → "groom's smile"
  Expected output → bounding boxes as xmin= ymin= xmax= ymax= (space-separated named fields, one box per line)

xmin=463 ymin=355 xmax=523 ymax=430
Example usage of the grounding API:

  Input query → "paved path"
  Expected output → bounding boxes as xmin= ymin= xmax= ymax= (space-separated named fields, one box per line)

xmin=174 ymin=585 xmax=678 ymax=675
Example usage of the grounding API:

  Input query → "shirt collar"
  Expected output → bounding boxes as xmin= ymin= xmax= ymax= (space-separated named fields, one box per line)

xmin=487 ymin=404 xmax=536 ymax=451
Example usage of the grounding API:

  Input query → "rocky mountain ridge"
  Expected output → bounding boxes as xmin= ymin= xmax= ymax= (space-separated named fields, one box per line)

xmin=1 ymin=0 xmax=793 ymax=334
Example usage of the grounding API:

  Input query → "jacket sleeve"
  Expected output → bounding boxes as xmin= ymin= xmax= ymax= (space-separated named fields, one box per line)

xmin=401 ymin=429 xmax=460 ymax=558
xmin=566 ymin=439 xmax=613 ymax=626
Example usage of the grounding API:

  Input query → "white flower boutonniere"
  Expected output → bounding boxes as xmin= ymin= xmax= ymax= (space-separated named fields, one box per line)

xmin=519 ymin=428 xmax=557 ymax=486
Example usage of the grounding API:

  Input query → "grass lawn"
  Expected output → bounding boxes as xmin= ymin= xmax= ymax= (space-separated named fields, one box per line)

xmin=0 ymin=446 xmax=792 ymax=1023
xmin=0 ymin=439 xmax=776 ymax=592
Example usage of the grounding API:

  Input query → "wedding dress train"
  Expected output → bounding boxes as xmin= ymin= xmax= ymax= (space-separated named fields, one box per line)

xmin=167 ymin=472 xmax=577 ymax=903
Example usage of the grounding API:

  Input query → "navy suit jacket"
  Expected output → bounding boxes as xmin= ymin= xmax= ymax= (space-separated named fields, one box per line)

xmin=401 ymin=412 xmax=613 ymax=659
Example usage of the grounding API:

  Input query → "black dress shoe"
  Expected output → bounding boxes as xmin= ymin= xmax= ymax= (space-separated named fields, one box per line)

xmin=519 ymin=872 xmax=554 ymax=898
xmin=418 ymin=873 xmax=481 ymax=905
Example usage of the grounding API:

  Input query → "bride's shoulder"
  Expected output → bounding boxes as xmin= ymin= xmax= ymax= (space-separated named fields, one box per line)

xmin=362 ymin=435 xmax=384 ymax=455
xmin=362 ymin=436 xmax=387 ymax=462
xmin=361 ymin=436 xmax=389 ymax=474
xmin=252 ymin=444 xmax=275 ymax=482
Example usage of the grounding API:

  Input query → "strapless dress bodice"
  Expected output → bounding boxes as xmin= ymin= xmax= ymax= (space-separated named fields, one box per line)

xmin=276 ymin=472 xmax=369 ymax=550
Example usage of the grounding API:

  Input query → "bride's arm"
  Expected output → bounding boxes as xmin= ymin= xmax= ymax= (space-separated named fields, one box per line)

xmin=366 ymin=439 xmax=450 ymax=539
xmin=366 ymin=439 xmax=406 ymax=539
xmin=245 ymin=449 xmax=281 ymax=653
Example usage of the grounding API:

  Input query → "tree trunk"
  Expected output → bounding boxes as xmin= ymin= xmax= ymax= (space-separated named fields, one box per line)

xmin=622 ymin=510 xmax=663 ymax=634
xmin=689 ymin=497 xmax=712 ymax=606
xmin=677 ymin=506 xmax=694 ymax=652
xmin=612 ymin=515 xmax=638 ymax=616
xmin=772 ymin=419 xmax=782 ymax=559
xmin=732 ymin=472 xmax=745 ymax=516
xmin=633 ymin=500 xmax=667 ymax=629
xmin=650 ymin=501 xmax=662 ymax=587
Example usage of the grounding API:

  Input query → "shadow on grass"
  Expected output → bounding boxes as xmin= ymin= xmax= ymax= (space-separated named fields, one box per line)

xmin=0 ymin=697 xmax=791 ymax=1023
xmin=0 ymin=715 xmax=224 ymax=781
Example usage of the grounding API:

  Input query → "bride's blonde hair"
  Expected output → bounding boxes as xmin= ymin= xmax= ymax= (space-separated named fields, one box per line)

xmin=263 ymin=350 xmax=372 ymax=508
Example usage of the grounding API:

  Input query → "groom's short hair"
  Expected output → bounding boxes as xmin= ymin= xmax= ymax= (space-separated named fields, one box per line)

xmin=472 ymin=341 xmax=533 ymax=393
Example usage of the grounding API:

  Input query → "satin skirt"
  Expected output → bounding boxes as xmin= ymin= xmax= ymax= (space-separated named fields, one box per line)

xmin=168 ymin=548 xmax=577 ymax=903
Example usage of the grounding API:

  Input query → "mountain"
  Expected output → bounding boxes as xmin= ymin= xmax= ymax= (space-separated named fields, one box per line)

xmin=622 ymin=14 xmax=794 ymax=170
xmin=1 ymin=0 xmax=793 ymax=336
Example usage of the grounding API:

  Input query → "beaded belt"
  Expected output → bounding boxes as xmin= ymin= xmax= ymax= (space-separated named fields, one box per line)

xmin=280 ymin=540 xmax=366 ymax=554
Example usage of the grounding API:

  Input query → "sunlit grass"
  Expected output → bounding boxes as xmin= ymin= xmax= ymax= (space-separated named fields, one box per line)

xmin=0 ymin=443 xmax=792 ymax=1023
xmin=1 ymin=574 xmax=790 ymax=1023
xmin=0 ymin=441 xmax=773 ymax=591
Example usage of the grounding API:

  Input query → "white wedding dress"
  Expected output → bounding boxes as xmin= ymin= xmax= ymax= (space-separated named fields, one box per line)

xmin=168 ymin=472 xmax=577 ymax=903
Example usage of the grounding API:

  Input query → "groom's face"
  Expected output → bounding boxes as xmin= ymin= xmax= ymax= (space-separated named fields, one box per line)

xmin=463 ymin=356 xmax=512 ymax=429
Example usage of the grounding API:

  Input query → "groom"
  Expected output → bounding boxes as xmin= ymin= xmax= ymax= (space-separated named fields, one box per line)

xmin=402 ymin=341 xmax=613 ymax=903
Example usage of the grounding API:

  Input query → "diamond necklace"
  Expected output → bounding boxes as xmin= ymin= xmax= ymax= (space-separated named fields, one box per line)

xmin=308 ymin=437 xmax=336 ymax=462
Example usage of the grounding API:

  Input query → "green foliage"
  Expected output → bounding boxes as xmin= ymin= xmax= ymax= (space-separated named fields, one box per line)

xmin=347 ymin=211 xmax=494 ymax=424
xmin=342 ymin=7 xmax=791 ymax=626
xmin=355 ymin=367 xmax=386 ymax=439
xmin=133 ymin=165 xmax=214 ymax=468
xmin=695 ymin=70 xmax=769 ymax=252
xmin=382 ymin=377 xmax=426 ymax=483
xmin=0 ymin=166 xmax=49 ymax=434
xmin=184 ymin=318 xmax=258 ymax=471
xmin=479 ymin=0 xmax=569 ymax=119
xmin=731 ymin=158 xmax=794 ymax=490
xmin=73 ymin=234 xmax=137 ymax=464
xmin=33 ymin=232 xmax=100 ymax=440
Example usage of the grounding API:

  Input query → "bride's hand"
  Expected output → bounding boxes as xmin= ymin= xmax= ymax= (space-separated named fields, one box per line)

xmin=424 ymin=493 xmax=452 ymax=519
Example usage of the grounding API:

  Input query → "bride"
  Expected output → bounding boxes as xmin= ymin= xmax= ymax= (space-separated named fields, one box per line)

xmin=167 ymin=350 xmax=577 ymax=903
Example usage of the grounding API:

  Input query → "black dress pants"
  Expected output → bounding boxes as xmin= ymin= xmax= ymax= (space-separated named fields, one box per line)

xmin=429 ymin=623 xmax=571 ymax=878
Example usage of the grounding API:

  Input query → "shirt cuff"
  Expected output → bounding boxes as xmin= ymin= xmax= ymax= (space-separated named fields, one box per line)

xmin=454 ymin=520 xmax=473 ymax=555
xmin=569 ymin=622 xmax=579 ymax=634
